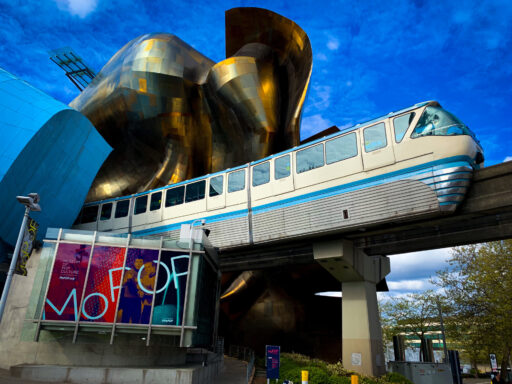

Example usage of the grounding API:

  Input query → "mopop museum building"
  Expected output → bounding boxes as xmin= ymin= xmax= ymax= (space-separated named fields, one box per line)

xmin=0 ymin=7 xmax=316 ymax=382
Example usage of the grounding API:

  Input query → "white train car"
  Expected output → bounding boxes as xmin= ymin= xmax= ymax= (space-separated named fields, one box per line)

xmin=73 ymin=101 xmax=484 ymax=249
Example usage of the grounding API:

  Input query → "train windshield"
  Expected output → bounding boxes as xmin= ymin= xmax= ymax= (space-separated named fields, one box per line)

xmin=411 ymin=106 xmax=477 ymax=140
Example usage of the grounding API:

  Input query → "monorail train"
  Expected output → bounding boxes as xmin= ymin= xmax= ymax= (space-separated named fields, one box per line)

xmin=73 ymin=101 xmax=484 ymax=249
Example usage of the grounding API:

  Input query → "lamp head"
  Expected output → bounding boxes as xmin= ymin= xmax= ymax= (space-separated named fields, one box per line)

xmin=28 ymin=193 xmax=40 ymax=204
xmin=16 ymin=193 xmax=41 ymax=212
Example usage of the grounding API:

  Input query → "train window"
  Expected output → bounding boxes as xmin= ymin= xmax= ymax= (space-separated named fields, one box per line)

xmin=150 ymin=192 xmax=162 ymax=211
xmin=275 ymin=155 xmax=290 ymax=179
xmin=165 ymin=186 xmax=184 ymax=207
xmin=253 ymin=162 xmax=270 ymax=187
xmin=115 ymin=200 xmax=130 ymax=218
xmin=363 ymin=123 xmax=387 ymax=152
xmin=186 ymin=180 xmax=206 ymax=203
xmin=134 ymin=195 xmax=148 ymax=215
xmin=326 ymin=133 xmax=358 ymax=164
xmin=394 ymin=113 xmax=415 ymax=143
xmin=411 ymin=106 xmax=474 ymax=139
xmin=209 ymin=175 xmax=223 ymax=197
xmin=81 ymin=205 xmax=99 ymax=224
xmin=228 ymin=169 xmax=246 ymax=192
xmin=100 ymin=203 xmax=112 ymax=221
xmin=296 ymin=143 xmax=324 ymax=173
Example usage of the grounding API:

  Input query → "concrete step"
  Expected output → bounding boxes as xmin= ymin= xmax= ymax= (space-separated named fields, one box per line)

xmin=10 ymin=363 xmax=221 ymax=384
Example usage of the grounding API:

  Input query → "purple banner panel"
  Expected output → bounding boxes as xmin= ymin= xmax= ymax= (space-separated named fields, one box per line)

xmin=152 ymin=251 xmax=189 ymax=326
xmin=44 ymin=243 xmax=91 ymax=321
xmin=80 ymin=246 xmax=126 ymax=323
xmin=118 ymin=248 xmax=159 ymax=324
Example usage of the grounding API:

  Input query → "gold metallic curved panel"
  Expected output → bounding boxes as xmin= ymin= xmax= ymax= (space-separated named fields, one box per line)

xmin=225 ymin=7 xmax=313 ymax=147
xmin=70 ymin=34 xmax=215 ymax=202
xmin=72 ymin=9 xmax=313 ymax=202
xmin=207 ymin=56 xmax=277 ymax=159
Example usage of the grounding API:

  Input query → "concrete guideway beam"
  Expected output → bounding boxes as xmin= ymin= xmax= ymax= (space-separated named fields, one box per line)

xmin=313 ymin=239 xmax=390 ymax=283
xmin=314 ymin=239 xmax=389 ymax=376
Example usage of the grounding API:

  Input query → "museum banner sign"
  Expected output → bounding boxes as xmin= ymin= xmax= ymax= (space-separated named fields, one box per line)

xmin=15 ymin=217 xmax=38 ymax=276
xmin=43 ymin=245 xmax=189 ymax=326
xmin=30 ymin=229 xmax=219 ymax=348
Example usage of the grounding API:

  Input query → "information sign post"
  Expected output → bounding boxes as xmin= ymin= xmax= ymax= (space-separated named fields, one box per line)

xmin=490 ymin=353 xmax=498 ymax=373
xmin=266 ymin=345 xmax=280 ymax=383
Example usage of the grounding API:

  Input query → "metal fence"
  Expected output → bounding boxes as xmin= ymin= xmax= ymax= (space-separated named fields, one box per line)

xmin=227 ymin=344 xmax=255 ymax=384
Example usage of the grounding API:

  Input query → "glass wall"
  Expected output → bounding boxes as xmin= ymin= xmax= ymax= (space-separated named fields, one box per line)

xmin=31 ymin=229 xmax=219 ymax=348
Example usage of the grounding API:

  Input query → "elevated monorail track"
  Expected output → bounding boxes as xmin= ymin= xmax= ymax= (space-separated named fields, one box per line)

xmin=219 ymin=161 xmax=512 ymax=271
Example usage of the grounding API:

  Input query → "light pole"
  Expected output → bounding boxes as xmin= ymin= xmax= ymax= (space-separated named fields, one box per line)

xmin=437 ymin=298 xmax=449 ymax=363
xmin=0 ymin=193 xmax=41 ymax=323
xmin=188 ymin=218 xmax=206 ymax=249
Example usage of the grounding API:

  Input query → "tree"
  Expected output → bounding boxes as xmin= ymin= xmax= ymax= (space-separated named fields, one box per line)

xmin=380 ymin=290 xmax=443 ymax=362
xmin=436 ymin=240 xmax=512 ymax=381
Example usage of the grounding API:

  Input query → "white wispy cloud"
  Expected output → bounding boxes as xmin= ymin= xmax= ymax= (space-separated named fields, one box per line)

xmin=315 ymin=53 xmax=328 ymax=61
xmin=388 ymin=248 xmax=451 ymax=280
xmin=387 ymin=279 xmax=434 ymax=291
xmin=305 ymin=84 xmax=331 ymax=113
xmin=301 ymin=114 xmax=335 ymax=138
xmin=55 ymin=0 xmax=99 ymax=18
xmin=327 ymin=37 xmax=340 ymax=51
xmin=504 ymin=156 xmax=512 ymax=162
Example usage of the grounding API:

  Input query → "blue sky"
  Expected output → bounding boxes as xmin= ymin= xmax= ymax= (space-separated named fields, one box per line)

xmin=1 ymin=0 xmax=511 ymax=295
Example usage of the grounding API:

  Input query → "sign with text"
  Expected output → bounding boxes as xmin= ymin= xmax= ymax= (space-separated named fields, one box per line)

xmin=490 ymin=353 xmax=498 ymax=372
xmin=43 ymin=243 xmax=189 ymax=326
xmin=266 ymin=345 xmax=280 ymax=379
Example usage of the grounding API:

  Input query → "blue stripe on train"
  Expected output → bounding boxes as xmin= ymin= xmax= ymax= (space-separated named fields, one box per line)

xmin=132 ymin=156 xmax=473 ymax=236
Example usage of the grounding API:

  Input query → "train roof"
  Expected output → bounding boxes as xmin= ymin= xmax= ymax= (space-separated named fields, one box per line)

xmin=250 ymin=100 xmax=439 ymax=165
xmin=84 ymin=100 xmax=438 ymax=206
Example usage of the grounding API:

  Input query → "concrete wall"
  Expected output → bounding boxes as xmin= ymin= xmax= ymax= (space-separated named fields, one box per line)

xmin=0 ymin=249 xmax=188 ymax=370
xmin=9 ymin=356 xmax=223 ymax=384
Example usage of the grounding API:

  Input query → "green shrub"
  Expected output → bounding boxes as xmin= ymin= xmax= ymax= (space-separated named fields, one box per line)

xmin=381 ymin=372 xmax=414 ymax=384
xmin=326 ymin=362 xmax=355 ymax=377
xmin=327 ymin=375 xmax=352 ymax=384
xmin=279 ymin=366 xmax=330 ymax=384
xmin=274 ymin=353 xmax=412 ymax=384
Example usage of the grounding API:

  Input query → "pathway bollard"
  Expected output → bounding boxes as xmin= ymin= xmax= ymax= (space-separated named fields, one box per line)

xmin=301 ymin=370 xmax=308 ymax=384
xmin=351 ymin=374 xmax=359 ymax=384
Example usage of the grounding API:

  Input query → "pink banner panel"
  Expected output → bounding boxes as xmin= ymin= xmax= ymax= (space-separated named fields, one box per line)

xmin=80 ymin=246 xmax=126 ymax=322
xmin=44 ymin=243 xmax=91 ymax=321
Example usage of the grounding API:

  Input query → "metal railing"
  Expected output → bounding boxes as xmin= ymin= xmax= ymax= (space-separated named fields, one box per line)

xmin=227 ymin=344 xmax=255 ymax=384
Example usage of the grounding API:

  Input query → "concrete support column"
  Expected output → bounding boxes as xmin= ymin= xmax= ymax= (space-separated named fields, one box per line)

xmin=313 ymin=239 xmax=389 ymax=377
xmin=342 ymin=280 xmax=385 ymax=376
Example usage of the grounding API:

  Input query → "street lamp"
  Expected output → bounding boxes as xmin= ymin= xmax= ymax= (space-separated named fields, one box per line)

xmin=189 ymin=218 xmax=206 ymax=249
xmin=0 ymin=193 xmax=41 ymax=323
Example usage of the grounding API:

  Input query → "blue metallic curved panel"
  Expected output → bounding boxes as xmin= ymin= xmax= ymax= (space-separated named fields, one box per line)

xmin=0 ymin=68 xmax=112 ymax=246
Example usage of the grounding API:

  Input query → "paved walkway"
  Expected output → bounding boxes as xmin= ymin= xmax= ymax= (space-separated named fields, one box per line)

xmin=463 ymin=379 xmax=492 ymax=384
xmin=214 ymin=356 xmax=249 ymax=384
